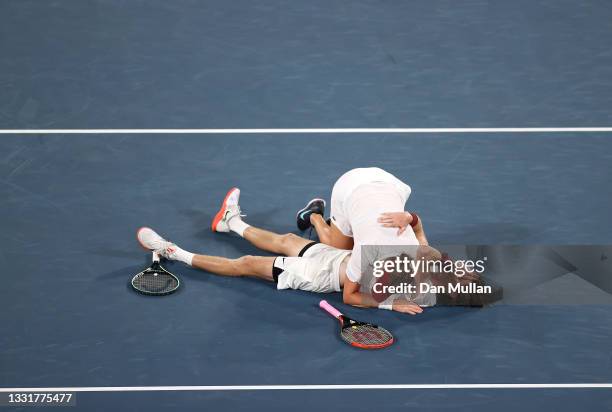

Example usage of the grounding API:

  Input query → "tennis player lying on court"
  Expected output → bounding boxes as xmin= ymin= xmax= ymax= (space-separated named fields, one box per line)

xmin=295 ymin=167 xmax=431 ymax=310
xmin=136 ymin=188 xmax=424 ymax=315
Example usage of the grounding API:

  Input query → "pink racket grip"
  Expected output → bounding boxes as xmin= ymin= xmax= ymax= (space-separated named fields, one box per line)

xmin=319 ymin=300 xmax=343 ymax=319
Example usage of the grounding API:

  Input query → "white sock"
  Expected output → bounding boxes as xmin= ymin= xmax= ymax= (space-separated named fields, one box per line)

xmin=228 ymin=216 xmax=250 ymax=237
xmin=172 ymin=246 xmax=195 ymax=266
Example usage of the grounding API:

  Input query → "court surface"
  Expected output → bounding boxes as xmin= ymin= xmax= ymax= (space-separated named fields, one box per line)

xmin=1 ymin=0 xmax=612 ymax=411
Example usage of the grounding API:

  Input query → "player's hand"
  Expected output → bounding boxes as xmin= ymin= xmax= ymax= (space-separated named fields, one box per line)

xmin=392 ymin=297 xmax=423 ymax=315
xmin=378 ymin=212 xmax=413 ymax=235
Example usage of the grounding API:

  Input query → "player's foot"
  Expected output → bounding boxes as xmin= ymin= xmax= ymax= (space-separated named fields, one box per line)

xmin=296 ymin=198 xmax=326 ymax=231
xmin=212 ymin=187 xmax=243 ymax=232
xmin=136 ymin=227 xmax=180 ymax=260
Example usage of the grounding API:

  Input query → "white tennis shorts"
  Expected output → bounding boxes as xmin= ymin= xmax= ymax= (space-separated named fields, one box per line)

xmin=276 ymin=243 xmax=350 ymax=293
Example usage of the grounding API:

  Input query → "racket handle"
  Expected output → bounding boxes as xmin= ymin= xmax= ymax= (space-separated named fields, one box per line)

xmin=152 ymin=251 xmax=160 ymax=263
xmin=319 ymin=300 xmax=343 ymax=319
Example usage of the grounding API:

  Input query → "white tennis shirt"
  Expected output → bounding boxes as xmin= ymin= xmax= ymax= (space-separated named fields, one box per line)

xmin=329 ymin=168 xmax=420 ymax=284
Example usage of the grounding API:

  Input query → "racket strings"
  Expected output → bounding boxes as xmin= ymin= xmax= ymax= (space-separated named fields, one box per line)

xmin=133 ymin=271 xmax=178 ymax=293
xmin=341 ymin=325 xmax=392 ymax=345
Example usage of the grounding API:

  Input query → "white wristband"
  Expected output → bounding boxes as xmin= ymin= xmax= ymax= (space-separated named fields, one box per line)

xmin=378 ymin=295 xmax=395 ymax=310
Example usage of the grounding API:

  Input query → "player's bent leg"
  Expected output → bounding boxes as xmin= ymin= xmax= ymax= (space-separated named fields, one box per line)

xmin=310 ymin=213 xmax=331 ymax=243
xmin=191 ymin=254 xmax=276 ymax=282
xmin=310 ymin=214 xmax=354 ymax=250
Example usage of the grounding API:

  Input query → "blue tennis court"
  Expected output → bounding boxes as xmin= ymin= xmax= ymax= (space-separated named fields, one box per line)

xmin=1 ymin=1 xmax=612 ymax=411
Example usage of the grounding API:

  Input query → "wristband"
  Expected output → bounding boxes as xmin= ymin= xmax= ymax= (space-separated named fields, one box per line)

xmin=378 ymin=295 xmax=395 ymax=310
xmin=409 ymin=212 xmax=419 ymax=228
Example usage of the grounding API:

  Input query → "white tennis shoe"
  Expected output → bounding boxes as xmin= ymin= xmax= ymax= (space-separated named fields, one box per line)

xmin=136 ymin=227 xmax=179 ymax=260
xmin=211 ymin=187 xmax=243 ymax=232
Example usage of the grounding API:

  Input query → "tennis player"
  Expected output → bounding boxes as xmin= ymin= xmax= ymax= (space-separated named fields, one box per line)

xmin=295 ymin=167 xmax=430 ymax=310
xmin=136 ymin=187 xmax=424 ymax=315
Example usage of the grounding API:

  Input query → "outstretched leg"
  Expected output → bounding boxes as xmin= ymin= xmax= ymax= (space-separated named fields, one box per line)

xmin=242 ymin=226 xmax=312 ymax=257
xmin=137 ymin=227 xmax=276 ymax=281
xmin=211 ymin=187 xmax=313 ymax=257
xmin=191 ymin=254 xmax=275 ymax=281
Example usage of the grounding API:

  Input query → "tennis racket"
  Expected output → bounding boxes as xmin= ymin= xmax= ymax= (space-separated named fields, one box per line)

xmin=131 ymin=251 xmax=180 ymax=295
xmin=319 ymin=300 xmax=394 ymax=349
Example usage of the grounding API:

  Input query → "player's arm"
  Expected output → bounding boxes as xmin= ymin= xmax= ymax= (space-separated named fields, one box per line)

xmin=411 ymin=215 xmax=428 ymax=246
xmin=342 ymin=278 xmax=423 ymax=315
xmin=310 ymin=214 xmax=354 ymax=250
xmin=378 ymin=212 xmax=428 ymax=246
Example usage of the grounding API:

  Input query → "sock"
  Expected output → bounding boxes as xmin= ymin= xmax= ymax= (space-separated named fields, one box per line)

xmin=228 ymin=216 xmax=250 ymax=237
xmin=171 ymin=245 xmax=195 ymax=266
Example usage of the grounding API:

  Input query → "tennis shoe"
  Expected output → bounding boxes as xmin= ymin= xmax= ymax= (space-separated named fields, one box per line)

xmin=136 ymin=227 xmax=180 ymax=260
xmin=296 ymin=198 xmax=326 ymax=231
xmin=212 ymin=187 xmax=243 ymax=232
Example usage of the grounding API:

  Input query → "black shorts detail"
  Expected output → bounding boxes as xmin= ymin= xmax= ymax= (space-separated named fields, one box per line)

xmin=271 ymin=242 xmax=319 ymax=283
xmin=298 ymin=241 xmax=318 ymax=257
xmin=272 ymin=259 xmax=284 ymax=283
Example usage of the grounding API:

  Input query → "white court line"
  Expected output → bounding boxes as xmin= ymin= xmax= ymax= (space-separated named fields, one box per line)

xmin=1 ymin=384 xmax=611 ymax=392
xmin=1 ymin=127 xmax=612 ymax=134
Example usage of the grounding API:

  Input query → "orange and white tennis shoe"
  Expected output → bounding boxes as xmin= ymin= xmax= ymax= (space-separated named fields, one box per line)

xmin=211 ymin=187 xmax=243 ymax=232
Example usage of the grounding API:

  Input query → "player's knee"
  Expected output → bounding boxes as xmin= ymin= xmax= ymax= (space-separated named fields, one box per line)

xmin=280 ymin=233 xmax=300 ymax=245
xmin=235 ymin=255 xmax=256 ymax=273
